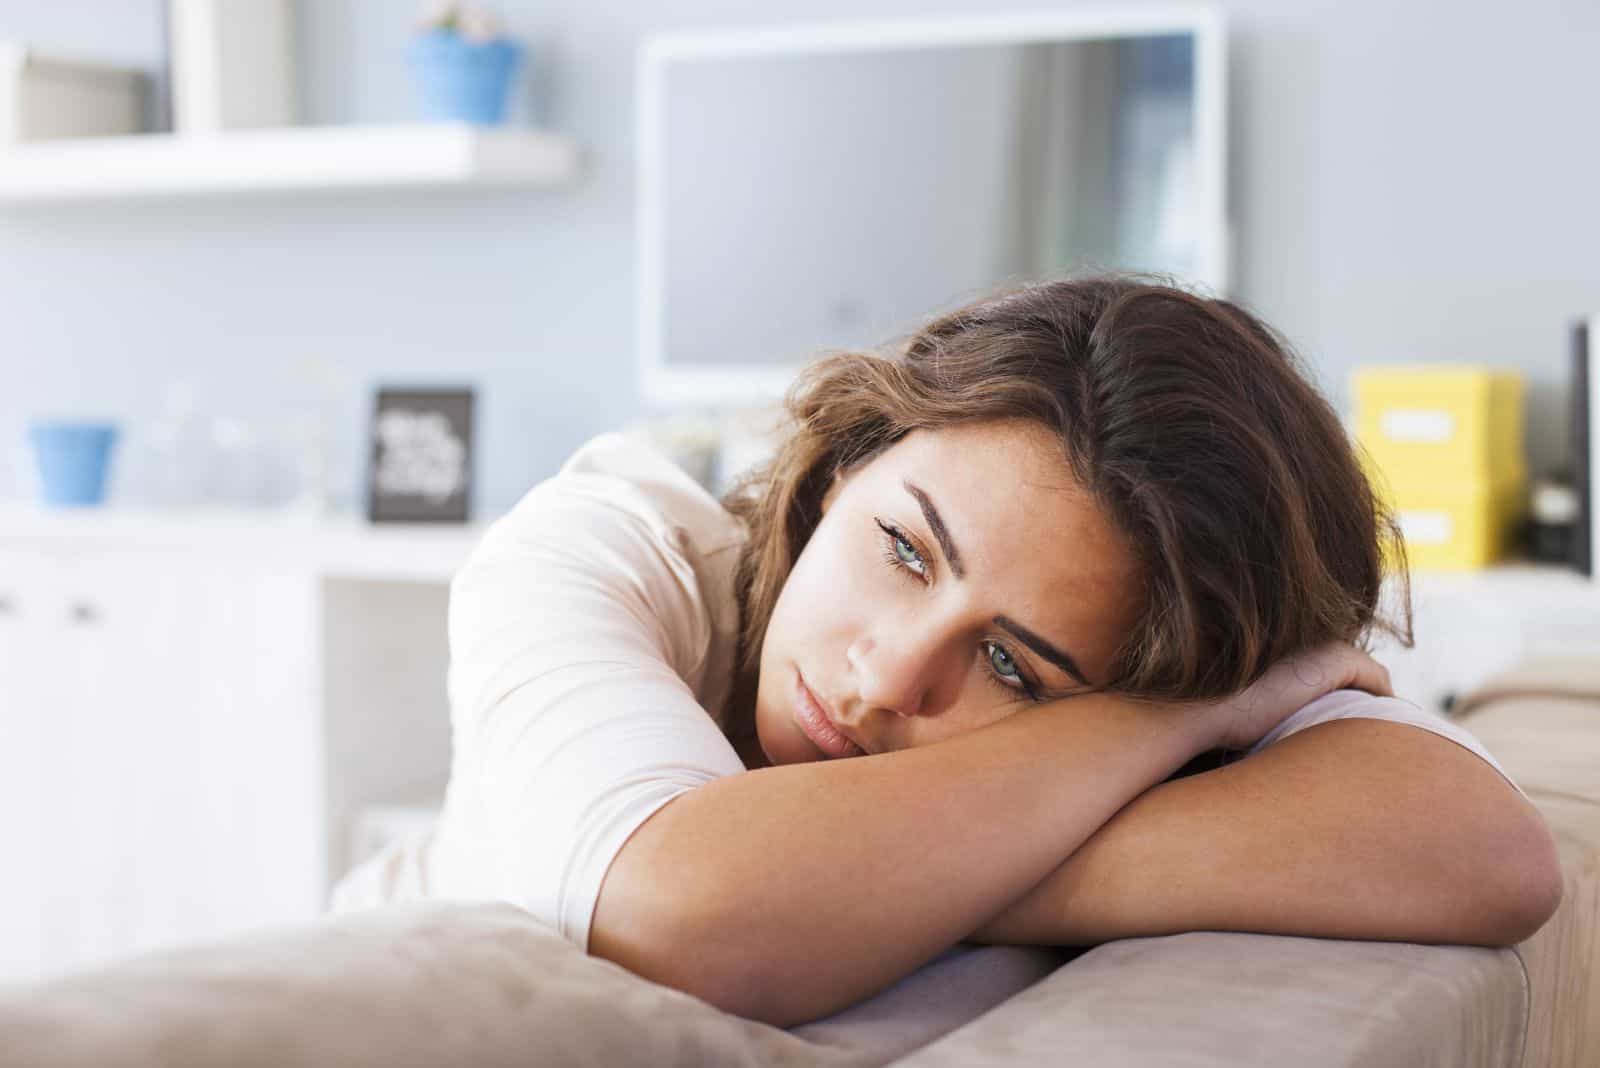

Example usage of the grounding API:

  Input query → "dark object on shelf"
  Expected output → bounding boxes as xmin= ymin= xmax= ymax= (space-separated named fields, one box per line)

xmin=365 ymin=386 xmax=475 ymax=524
xmin=1526 ymin=477 xmax=1581 ymax=565
xmin=1575 ymin=318 xmax=1594 ymax=576
xmin=156 ymin=1 xmax=174 ymax=131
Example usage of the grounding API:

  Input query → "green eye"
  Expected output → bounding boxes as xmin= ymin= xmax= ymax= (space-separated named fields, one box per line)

xmin=982 ymin=640 xmax=1041 ymax=702
xmin=876 ymin=519 xmax=930 ymax=582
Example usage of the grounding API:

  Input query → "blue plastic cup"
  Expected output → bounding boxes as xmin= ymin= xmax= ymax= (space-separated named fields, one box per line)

xmin=406 ymin=32 xmax=524 ymax=124
xmin=28 ymin=422 xmax=119 ymax=508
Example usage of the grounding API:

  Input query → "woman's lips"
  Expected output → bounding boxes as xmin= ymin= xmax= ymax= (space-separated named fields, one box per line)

xmin=793 ymin=669 xmax=863 ymax=758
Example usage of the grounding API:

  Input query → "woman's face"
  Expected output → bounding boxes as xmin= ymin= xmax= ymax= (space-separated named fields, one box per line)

xmin=752 ymin=419 xmax=1144 ymax=767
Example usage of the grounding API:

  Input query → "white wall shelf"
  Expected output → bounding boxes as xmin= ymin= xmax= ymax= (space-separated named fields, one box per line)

xmin=0 ymin=122 xmax=583 ymax=203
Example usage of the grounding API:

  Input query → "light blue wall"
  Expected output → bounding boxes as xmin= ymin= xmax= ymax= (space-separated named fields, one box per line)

xmin=3 ymin=0 xmax=1598 ymax=515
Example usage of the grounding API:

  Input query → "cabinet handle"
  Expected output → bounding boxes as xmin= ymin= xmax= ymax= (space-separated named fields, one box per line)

xmin=68 ymin=601 xmax=99 ymax=626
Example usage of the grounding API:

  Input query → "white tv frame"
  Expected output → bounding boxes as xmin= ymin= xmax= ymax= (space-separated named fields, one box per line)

xmin=636 ymin=6 xmax=1231 ymax=408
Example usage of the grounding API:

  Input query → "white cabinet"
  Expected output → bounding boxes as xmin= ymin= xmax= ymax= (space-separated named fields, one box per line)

xmin=0 ymin=551 xmax=60 ymax=980
xmin=0 ymin=546 xmax=322 ymax=981
xmin=0 ymin=519 xmax=463 ymax=985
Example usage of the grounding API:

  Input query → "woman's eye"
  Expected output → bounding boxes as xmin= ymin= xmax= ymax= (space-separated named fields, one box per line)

xmin=876 ymin=519 xmax=928 ymax=579
xmin=983 ymin=640 xmax=1040 ymax=701
xmin=987 ymin=642 xmax=1020 ymax=681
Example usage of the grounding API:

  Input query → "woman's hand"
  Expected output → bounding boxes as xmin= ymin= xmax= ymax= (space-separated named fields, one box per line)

xmin=1201 ymin=642 xmax=1394 ymax=752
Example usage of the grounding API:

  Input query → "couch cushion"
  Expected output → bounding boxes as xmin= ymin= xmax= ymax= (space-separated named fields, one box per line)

xmin=0 ymin=902 xmax=808 ymax=1068
xmin=790 ymin=940 xmax=1069 ymax=1058
xmin=891 ymin=932 xmax=1526 ymax=1067
xmin=0 ymin=900 xmax=1064 ymax=1068
xmin=1452 ymin=655 xmax=1600 ymax=724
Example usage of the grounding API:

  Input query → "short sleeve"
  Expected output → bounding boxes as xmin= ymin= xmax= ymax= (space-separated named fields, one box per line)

xmin=402 ymin=462 xmax=749 ymax=950
xmin=1245 ymin=690 xmax=1530 ymax=801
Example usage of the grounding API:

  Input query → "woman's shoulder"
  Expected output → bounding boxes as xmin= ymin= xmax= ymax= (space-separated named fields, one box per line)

xmin=509 ymin=430 xmax=746 ymax=563
xmin=453 ymin=431 xmax=748 ymax=713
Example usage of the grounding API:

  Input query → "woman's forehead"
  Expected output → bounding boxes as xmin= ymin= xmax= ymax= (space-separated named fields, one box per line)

xmin=892 ymin=421 xmax=1076 ymax=491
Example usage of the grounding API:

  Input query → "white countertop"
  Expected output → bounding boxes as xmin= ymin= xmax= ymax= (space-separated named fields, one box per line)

xmin=0 ymin=504 xmax=495 ymax=583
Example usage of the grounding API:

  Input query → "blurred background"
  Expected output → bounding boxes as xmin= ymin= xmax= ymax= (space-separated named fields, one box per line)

xmin=1 ymin=0 xmax=1596 ymax=513
xmin=2 ymin=0 xmax=1598 ymax=988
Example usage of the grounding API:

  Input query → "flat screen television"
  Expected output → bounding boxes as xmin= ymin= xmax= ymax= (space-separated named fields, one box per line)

xmin=637 ymin=7 xmax=1230 ymax=406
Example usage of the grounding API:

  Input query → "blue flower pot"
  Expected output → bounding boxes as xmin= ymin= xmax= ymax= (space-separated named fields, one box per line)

xmin=29 ymin=422 xmax=119 ymax=508
xmin=407 ymin=31 xmax=523 ymax=125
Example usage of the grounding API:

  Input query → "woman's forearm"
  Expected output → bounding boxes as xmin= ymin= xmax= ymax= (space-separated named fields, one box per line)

xmin=967 ymin=718 xmax=1562 ymax=949
xmin=589 ymin=694 xmax=1210 ymax=1027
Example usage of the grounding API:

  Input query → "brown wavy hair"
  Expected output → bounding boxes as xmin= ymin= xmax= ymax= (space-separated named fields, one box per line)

xmin=716 ymin=272 xmax=1411 ymax=739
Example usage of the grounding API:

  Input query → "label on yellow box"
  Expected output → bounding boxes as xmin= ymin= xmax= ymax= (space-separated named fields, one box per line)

xmin=1396 ymin=509 xmax=1454 ymax=546
xmin=1377 ymin=474 xmax=1524 ymax=570
xmin=1378 ymin=409 xmax=1455 ymax=443
xmin=1352 ymin=365 xmax=1524 ymax=486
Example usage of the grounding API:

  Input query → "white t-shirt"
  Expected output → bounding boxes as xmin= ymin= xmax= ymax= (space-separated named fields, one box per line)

xmin=327 ymin=432 xmax=1527 ymax=949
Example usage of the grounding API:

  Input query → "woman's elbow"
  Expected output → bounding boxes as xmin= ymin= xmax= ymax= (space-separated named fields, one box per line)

xmin=1481 ymin=812 xmax=1563 ymax=947
xmin=590 ymin=894 xmax=795 ymax=1023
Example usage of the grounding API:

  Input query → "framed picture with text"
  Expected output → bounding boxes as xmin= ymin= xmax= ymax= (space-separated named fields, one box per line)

xmin=365 ymin=386 xmax=475 ymax=523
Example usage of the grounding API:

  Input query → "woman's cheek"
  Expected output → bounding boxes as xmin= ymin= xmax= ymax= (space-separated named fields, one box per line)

xmin=787 ymin=525 xmax=878 ymax=654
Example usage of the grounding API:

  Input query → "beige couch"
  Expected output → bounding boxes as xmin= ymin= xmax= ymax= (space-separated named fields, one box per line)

xmin=1451 ymin=656 xmax=1600 ymax=1067
xmin=2 ymin=656 xmax=1594 ymax=1067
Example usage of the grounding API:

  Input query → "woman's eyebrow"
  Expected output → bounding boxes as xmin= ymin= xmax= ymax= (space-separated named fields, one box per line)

xmin=993 ymin=615 xmax=1089 ymax=687
xmin=902 ymin=480 xmax=965 ymax=578
xmin=901 ymin=480 xmax=1089 ymax=687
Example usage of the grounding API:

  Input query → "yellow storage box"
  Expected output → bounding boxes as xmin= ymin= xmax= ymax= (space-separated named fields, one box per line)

xmin=1366 ymin=469 xmax=1525 ymax=571
xmin=1352 ymin=365 xmax=1525 ymax=486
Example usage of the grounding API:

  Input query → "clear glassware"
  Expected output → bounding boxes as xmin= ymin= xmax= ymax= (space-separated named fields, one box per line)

xmin=280 ymin=357 xmax=358 ymax=518
xmin=206 ymin=414 xmax=265 ymax=508
xmin=146 ymin=381 xmax=215 ymax=510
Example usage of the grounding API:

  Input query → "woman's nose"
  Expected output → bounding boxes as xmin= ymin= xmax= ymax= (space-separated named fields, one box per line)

xmin=846 ymin=635 xmax=933 ymax=718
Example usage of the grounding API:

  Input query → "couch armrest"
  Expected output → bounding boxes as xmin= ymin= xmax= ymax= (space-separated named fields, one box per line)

xmin=1455 ymin=657 xmax=1600 ymax=1068
xmin=888 ymin=932 xmax=1525 ymax=1067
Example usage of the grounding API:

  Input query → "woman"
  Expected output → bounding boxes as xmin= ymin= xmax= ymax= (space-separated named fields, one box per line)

xmin=331 ymin=274 xmax=1561 ymax=1027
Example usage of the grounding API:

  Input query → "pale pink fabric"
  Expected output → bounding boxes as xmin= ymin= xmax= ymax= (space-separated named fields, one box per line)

xmin=331 ymin=432 xmax=748 ymax=950
xmin=1250 ymin=690 xmax=1527 ymax=800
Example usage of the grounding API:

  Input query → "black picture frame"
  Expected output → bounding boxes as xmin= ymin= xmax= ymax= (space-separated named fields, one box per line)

xmin=366 ymin=386 xmax=475 ymax=523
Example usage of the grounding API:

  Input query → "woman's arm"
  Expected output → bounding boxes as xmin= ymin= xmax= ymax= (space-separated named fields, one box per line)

xmin=966 ymin=718 xmax=1563 ymax=949
xmin=590 ymin=641 xmax=1392 ymax=1027
xmin=590 ymin=693 xmax=1210 ymax=1027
